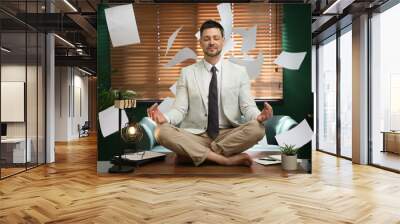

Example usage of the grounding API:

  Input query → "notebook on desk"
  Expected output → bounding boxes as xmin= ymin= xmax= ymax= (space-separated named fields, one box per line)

xmin=123 ymin=151 xmax=166 ymax=161
xmin=254 ymin=155 xmax=281 ymax=166
xmin=115 ymin=151 xmax=167 ymax=166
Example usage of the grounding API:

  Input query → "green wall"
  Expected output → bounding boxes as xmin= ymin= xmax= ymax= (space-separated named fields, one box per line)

xmin=271 ymin=4 xmax=313 ymax=160
xmin=97 ymin=4 xmax=312 ymax=162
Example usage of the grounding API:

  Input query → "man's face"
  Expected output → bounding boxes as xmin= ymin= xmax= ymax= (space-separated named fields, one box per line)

xmin=200 ymin=28 xmax=224 ymax=57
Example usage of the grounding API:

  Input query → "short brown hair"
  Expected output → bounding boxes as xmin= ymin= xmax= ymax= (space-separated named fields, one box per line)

xmin=200 ymin=20 xmax=224 ymax=38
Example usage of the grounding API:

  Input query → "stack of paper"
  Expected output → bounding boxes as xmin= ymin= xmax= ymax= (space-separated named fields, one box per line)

xmin=254 ymin=155 xmax=281 ymax=166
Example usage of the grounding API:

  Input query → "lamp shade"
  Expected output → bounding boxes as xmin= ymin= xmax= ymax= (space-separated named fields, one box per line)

xmin=121 ymin=122 xmax=143 ymax=144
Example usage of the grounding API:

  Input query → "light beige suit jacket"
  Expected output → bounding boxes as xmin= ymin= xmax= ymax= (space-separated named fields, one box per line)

xmin=165 ymin=59 xmax=260 ymax=134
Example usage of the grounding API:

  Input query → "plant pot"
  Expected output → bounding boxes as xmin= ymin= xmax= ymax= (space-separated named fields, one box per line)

xmin=114 ymin=99 xmax=136 ymax=109
xmin=281 ymin=154 xmax=298 ymax=171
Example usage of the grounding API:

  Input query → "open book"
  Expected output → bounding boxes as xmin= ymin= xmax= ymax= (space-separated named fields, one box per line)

xmin=123 ymin=151 xmax=166 ymax=161
xmin=254 ymin=155 xmax=281 ymax=166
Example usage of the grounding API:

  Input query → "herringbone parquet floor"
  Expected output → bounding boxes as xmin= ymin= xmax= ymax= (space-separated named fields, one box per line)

xmin=1 ymin=135 xmax=400 ymax=223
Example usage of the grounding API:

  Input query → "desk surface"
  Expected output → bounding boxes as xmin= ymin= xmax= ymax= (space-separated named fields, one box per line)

xmin=381 ymin=131 xmax=400 ymax=134
xmin=1 ymin=138 xmax=28 ymax=143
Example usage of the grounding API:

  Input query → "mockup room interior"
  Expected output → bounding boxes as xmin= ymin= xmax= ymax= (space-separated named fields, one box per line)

xmin=1 ymin=0 xmax=400 ymax=223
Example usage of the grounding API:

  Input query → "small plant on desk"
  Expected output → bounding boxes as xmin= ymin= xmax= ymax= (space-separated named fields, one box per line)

xmin=279 ymin=144 xmax=298 ymax=171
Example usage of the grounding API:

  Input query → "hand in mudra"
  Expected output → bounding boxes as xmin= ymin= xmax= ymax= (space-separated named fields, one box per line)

xmin=147 ymin=103 xmax=167 ymax=125
xmin=256 ymin=102 xmax=273 ymax=123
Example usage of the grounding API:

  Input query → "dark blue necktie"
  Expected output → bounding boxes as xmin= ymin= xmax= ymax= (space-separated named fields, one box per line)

xmin=207 ymin=66 xmax=219 ymax=139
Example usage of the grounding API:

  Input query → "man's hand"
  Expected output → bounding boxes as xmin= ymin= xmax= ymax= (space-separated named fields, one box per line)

xmin=147 ymin=103 xmax=167 ymax=125
xmin=256 ymin=102 xmax=273 ymax=123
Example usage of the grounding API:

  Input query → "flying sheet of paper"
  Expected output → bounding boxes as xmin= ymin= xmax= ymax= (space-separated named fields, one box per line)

xmin=258 ymin=135 xmax=269 ymax=146
xmin=158 ymin=97 xmax=175 ymax=114
xmin=274 ymin=51 xmax=307 ymax=70
xmin=165 ymin=26 xmax=183 ymax=56
xmin=221 ymin=38 xmax=235 ymax=56
xmin=169 ymin=82 xmax=177 ymax=96
xmin=105 ymin=4 xmax=140 ymax=47
xmin=229 ymin=51 xmax=264 ymax=80
xmin=98 ymin=106 xmax=129 ymax=137
xmin=217 ymin=3 xmax=233 ymax=38
xmin=163 ymin=47 xmax=197 ymax=67
xmin=233 ymin=27 xmax=246 ymax=36
xmin=233 ymin=25 xmax=257 ymax=53
xmin=275 ymin=119 xmax=313 ymax=149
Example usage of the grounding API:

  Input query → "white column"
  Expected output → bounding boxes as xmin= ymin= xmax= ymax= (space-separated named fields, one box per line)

xmin=352 ymin=14 xmax=369 ymax=164
xmin=46 ymin=32 xmax=55 ymax=163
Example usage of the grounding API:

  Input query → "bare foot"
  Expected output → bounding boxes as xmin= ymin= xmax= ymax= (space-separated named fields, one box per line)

xmin=226 ymin=153 xmax=253 ymax=167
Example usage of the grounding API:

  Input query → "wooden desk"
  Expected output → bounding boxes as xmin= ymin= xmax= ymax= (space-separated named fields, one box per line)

xmin=382 ymin=131 xmax=400 ymax=154
xmin=1 ymin=138 xmax=32 ymax=163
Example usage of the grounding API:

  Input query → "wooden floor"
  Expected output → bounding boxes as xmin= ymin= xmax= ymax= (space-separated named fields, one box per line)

xmin=1 ymin=136 xmax=400 ymax=223
xmin=372 ymin=150 xmax=400 ymax=171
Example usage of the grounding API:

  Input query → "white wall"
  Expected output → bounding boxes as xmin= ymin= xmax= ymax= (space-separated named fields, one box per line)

xmin=55 ymin=67 xmax=89 ymax=141
xmin=55 ymin=67 xmax=69 ymax=141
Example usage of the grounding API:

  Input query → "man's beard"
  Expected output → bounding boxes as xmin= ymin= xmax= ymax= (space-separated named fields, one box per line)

xmin=204 ymin=48 xmax=222 ymax=57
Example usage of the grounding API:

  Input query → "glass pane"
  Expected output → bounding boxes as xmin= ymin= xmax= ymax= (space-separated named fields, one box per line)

xmin=27 ymin=31 xmax=38 ymax=169
xmin=371 ymin=4 xmax=400 ymax=171
xmin=340 ymin=29 xmax=352 ymax=158
xmin=1 ymin=30 xmax=27 ymax=177
xmin=318 ymin=37 xmax=337 ymax=154
xmin=38 ymin=32 xmax=45 ymax=165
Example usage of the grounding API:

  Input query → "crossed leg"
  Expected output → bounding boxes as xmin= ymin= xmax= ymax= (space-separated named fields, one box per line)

xmin=154 ymin=120 xmax=265 ymax=166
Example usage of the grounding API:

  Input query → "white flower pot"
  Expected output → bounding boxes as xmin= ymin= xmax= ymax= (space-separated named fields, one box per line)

xmin=281 ymin=154 xmax=298 ymax=171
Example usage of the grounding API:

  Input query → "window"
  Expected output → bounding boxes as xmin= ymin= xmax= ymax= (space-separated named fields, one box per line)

xmin=371 ymin=3 xmax=400 ymax=171
xmin=339 ymin=27 xmax=352 ymax=158
xmin=317 ymin=36 xmax=337 ymax=154
xmin=111 ymin=3 xmax=283 ymax=100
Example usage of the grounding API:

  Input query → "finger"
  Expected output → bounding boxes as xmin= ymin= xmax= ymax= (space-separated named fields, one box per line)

xmin=264 ymin=102 xmax=271 ymax=110
xmin=149 ymin=103 xmax=158 ymax=112
xmin=265 ymin=102 xmax=273 ymax=113
xmin=155 ymin=113 xmax=161 ymax=124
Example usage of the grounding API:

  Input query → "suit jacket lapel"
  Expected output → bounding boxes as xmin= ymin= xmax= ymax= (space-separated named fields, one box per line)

xmin=193 ymin=61 xmax=208 ymax=111
xmin=221 ymin=60 xmax=230 ymax=105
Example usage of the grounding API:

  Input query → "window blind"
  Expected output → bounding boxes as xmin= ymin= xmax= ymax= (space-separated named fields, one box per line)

xmin=111 ymin=3 xmax=282 ymax=100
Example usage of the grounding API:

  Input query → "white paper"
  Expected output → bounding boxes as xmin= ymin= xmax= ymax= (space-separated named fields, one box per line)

xmin=233 ymin=25 xmax=257 ymax=53
xmin=169 ymin=82 xmax=177 ymax=96
xmin=254 ymin=155 xmax=281 ymax=166
xmin=258 ymin=135 xmax=269 ymax=146
xmin=165 ymin=26 xmax=183 ymax=56
xmin=229 ymin=51 xmax=264 ymax=80
xmin=105 ymin=4 xmax=140 ymax=47
xmin=163 ymin=47 xmax=197 ymax=67
xmin=158 ymin=97 xmax=175 ymax=114
xmin=275 ymin=119 xmax=313 ymax=149
xmin=243 ymin=25 xmax=257 ymax=53
xmin=217 ymin=3 xmax=233 ymax=39
xmin=274 ymin=51 xmax=307 ymax=70
xmin=98 ymin=106 xmax=129 ymax=137
xmin=221 ymin=38 xmax=235 ymax=56
xmin=233 ymin=28 xmax=246 ymax=36
xmin=195 ymin=30 xmax=200 ymax=40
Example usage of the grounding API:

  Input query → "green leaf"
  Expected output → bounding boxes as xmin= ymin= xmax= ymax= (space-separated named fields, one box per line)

xmin=279 ymin=144 xmax=298 ymax=156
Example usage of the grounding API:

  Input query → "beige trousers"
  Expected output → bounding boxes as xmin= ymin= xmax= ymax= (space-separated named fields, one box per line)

xmin=154 ymin=120 xmax=265 ymax=166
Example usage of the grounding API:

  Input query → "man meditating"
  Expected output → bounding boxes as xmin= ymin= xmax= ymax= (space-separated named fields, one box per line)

xmin=147 ymin=20 xmax=273 ymax=166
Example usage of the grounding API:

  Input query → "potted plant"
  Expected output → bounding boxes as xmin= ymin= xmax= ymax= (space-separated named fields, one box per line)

xmin=113 ymin=90 xmax=137 ymax=109
xmin=98 ymin=89 xmax=137 ymax=111
xmin=279 ymin=144 xmax=298 ymax=171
